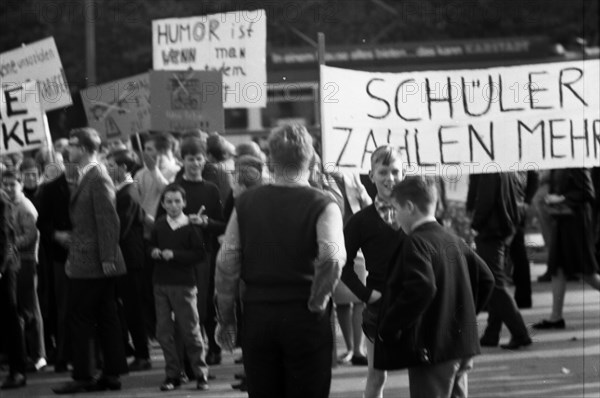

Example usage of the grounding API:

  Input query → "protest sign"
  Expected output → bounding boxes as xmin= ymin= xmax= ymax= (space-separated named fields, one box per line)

xmin=152 ymin=10 xmax=267 ymax=108
xmin=80 ymin=73 xmax=151 ymax=141
xmin=150 ymin=70 xmax=224 ymax=133
xmin=320 ymin=60 xmax=600 ymax=175
xmin=0 ymin=37 xmax=72 ymax=111
xmin=1 ymin=81 xmax=46 ymax=155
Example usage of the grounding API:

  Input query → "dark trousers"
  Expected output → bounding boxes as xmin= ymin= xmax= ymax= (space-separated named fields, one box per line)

xmin=17 ymin=259 xmax=46 ymax=360
xmin=476 ymin=236 xmax=530 ymax=343
xmin=243 ymin=301 xmax=333 ymax=398
xmin=0 ymin=269 xmax=27 ymax=375
xmin=142 ymin=240 xmax=156 ymax=339
xmin=67 ymin=277 xmax=127 ymax=381
xmin=509 ymin=228 xmax=532 ymax=306
xmin=204 ymin=253 xmax=220 ymax=355
xmin=117 ymin=269 xmax=149 ymax=360
xmin=53 ymin=261 xmax=70 ymax=365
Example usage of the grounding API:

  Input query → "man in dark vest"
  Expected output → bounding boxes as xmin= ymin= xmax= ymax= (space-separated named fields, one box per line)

xmin=215 ymin=124 xmax=347 ymax=398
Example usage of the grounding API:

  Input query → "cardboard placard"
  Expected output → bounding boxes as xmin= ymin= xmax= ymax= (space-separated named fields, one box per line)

xmin=0 ymin=37 xmax=72 ymax=111
xmin=150 ymin=70 xmax=224 ymax=133
xmin=80 ymin=73 xmax=151 ymax=141
xmin=1 ymin=81 xmax=47 ymax=155
xmin=152 ymin=10 xmax=267 ymax=108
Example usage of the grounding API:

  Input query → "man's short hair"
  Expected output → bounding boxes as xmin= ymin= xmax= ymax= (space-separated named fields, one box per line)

xmin=391 ymin=176 xmax=438 ymax=214
xmin=109 ymin=149 xmax=139 ymax=174
xmin=268 ymin=124 xmax=314 ymax=172
xmin=19 ymin=157 xmax=38 ymax=173
xmin=148 ymin=132 xmax=174 ymax=153
xmin=162 ymin=183 xmax=187 ymax=202
xmin=236 ymin=155 xmax=263 ymax=189
xmin=69 ymin=127 xmax=101 ymax=154
xmin=235 ymin=142 xmax=263 ymax=159
xmin=180 ymin=137 xmax=207 ymax=158
xmin=370 ymin=145 xmax=402 ymax=168
xmin=207 ymin=133 xmax=234 ymax=162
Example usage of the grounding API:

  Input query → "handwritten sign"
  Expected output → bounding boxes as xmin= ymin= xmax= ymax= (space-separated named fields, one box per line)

xmin=320 ymin=60 xmax=600 ymax=175
xmin=152 ymin=10 xmax=267 ymax=108
xmin=150 ymin=70 xmax=224 ymax=134
xmin=1 ymin=81 xmax=46 ymax=155
xmin=0 ymin=37 xmax=72 ymax=111
xmin=80 ymin=73 xmax=151 ymax=141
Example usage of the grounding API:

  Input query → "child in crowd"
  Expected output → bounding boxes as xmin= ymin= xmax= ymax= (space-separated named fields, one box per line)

xmin=340 ymin=145 xmax=405 ymax=398
xmin=150 ymin=184 xmax=209 ymax=391
xmin=2 ymin=170 xmax=46 ymax=372
xmin=378 ymin=176 xmax=494 ymax=398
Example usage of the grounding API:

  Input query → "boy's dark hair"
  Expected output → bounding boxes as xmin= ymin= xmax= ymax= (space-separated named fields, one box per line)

xmin=2 ymin=169 xmax=21 ymax=183
xmin=148 ymin=132 xmax=173 ymax=153
xmin=207 ymin=133 xmax=232 ymax=162
xmin=391 ymin=176 xmax=438 ymax=214
xmin=19 ymin=157 xmax=38 ymax=173
xmin=70 ymin=127 xmax=101 ymax=154
xmin=180 ymin=137 xmax=207 ymax=158
xmin=236 ymin=155 xmax=263 ymax=189
xmin=162 ymin=183 xmax=187 ymax=202
xmin=109 ymin=149 xmax=139 ymax=174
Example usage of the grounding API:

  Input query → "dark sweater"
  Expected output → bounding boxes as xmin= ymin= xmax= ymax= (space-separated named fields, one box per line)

xmin=236 ymin=185 xmax=333 ymax=303
xmin=150 ymin=216 xmax=205 ymax=286
xmin=157 ymin=178 xmax=226 ymax=247
xmin=117 ymin=183 xmax=145 ymax=270
xmin=377 ymin=222 xmax=494 ymax=370
xmin=341 ymin=205 xmax=405 ymax=303
xmin=36 ymin=173 xmax=72 ymax=264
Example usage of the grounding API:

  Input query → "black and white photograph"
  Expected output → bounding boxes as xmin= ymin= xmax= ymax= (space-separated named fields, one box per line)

xmin=0 ymin=1 xmax=599 ymax=397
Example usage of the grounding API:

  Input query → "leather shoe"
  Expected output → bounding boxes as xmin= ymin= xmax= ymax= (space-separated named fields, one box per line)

xmin=89 ymin=375 xmax=121 ymax=391
xmin=479 ymin=337 xmax=499 ymax=347
xmin=351 ymin=355 xmax=368 ymax=366
xmin=1 ymin=373 xmax=26 ymax=389
xmin=500 ymin=338 xmax=532 ymax=350
xmin=52 ymin=380 xmax=95 ymax=394
xmin=128 ymin=358 xmax=152 ymax=372
xmin=533 ymin=319 xmax=566 ymax=329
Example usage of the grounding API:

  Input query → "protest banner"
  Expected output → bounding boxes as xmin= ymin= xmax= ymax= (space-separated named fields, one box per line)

xmin=320 ymin=59 xmax=600 ymax=175
xmin=0 ymin=37 xmax=72 ymax=111
xmin=152 ymin=10 xmax=267 ymax=108
xmin=80 ymin=73 xmax=151 ymax=141
xmin=1 ymin=81 xmax=47 ymax=155
xmin=150 ymin=70 xmax=224 ymax=133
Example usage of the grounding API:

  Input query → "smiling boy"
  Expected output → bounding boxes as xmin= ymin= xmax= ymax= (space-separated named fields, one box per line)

xmin=341 ymin=145 xmax=405 ymax=398
xmin=150 ymin=183 xmax=209 ymax=391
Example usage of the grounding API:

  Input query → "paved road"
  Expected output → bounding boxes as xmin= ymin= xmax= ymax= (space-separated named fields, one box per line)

xmin=2 ymin=263 xmax=599 ymax=397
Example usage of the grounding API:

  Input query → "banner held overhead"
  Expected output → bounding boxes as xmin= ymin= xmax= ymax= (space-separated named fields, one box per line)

xmin=320 ymin=60 xmax=600 ymax=174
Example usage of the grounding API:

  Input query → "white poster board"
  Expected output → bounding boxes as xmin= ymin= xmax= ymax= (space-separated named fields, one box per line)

xmin=0 ymin=37 xmax=72 ymax=111
xmin=320 ymin=60 xmax=600 ymax=175
xmin=1 ymin=81 xmax=47 ymax=155
xmin=152 ymin=10 xmax=267 ymax=108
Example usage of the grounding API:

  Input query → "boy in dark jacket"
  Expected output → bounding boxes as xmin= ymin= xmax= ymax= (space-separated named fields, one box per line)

xmin=379 ymin=176 xmax=494 ymax=398
xmin=150 ymin=184 xmax=209 ymax=391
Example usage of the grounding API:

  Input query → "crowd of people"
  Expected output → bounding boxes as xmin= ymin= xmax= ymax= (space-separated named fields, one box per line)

xmin=1 ymin=123 xmax=599 ymax=398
